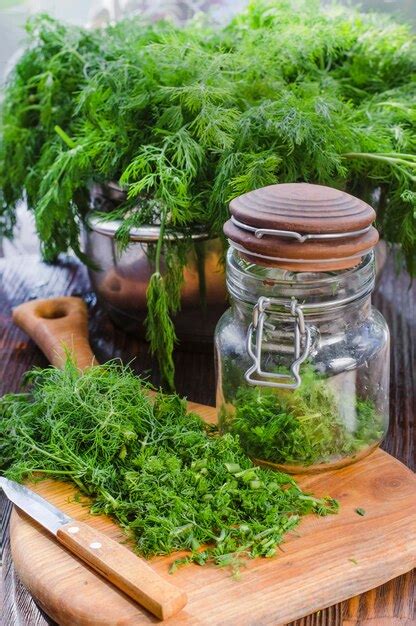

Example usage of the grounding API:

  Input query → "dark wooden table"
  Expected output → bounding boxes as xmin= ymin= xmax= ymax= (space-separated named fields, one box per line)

xmin=1 ymin=253 xmax=415 ymax=626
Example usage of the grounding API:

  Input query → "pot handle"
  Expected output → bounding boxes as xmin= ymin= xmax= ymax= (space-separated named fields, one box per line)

xmin=12 ymin=297 xmax=98 ymax=371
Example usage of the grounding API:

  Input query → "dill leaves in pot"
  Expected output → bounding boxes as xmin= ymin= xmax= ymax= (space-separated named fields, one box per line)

xmin=0 ymin=360 xmax=338 ymax=572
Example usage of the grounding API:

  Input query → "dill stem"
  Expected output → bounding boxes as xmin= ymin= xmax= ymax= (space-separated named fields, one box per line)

xmin=54 ymin=125 xmax=76 ymax=149
xmin=155 ymin=207 xmax=167 ymax=275
xmin=374 ymin=152 xmax=416 ymax=161
xmin=29 ymin=469 xmax=76 ymax=475
xmin=343 ymin=152 xmax=416 ymax=169
xmin=53 ymin=47 xmax=86 ymax=66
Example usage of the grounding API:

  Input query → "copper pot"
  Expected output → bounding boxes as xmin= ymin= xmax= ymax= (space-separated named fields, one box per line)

xmin=82 ymin=185 xmax=227 ymax=343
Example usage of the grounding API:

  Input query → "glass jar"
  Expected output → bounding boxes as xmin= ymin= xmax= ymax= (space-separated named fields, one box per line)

xmin=215 ymin=184 xmax=390 ymax=473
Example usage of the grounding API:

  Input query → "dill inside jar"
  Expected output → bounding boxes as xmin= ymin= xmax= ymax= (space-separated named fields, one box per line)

xmin=215 ymin=183 xmax=390 ymax=473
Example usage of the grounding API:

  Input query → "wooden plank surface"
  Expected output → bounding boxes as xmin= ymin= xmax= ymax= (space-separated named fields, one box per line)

xmin=1 ymin=253 xmax=415 ymax=625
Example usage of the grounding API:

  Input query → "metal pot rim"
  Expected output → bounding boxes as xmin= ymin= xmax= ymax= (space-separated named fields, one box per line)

xmin=86 ymin=213 xmax=212 ymax=243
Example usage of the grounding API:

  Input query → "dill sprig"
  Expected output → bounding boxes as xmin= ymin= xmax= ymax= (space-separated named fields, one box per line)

xmin=0 ymin=360 xmax=338 ymax=572
xmin=146 ymin=273 xmax=177 ymax=391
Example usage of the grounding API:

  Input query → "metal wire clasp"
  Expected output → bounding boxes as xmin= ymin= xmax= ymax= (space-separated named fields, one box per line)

xmin=245 ymin=296 xmax=312 ymax=389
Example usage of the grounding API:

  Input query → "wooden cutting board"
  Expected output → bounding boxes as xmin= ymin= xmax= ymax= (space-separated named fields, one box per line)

xmin=7 ymin=297 xmax=416 ymax=626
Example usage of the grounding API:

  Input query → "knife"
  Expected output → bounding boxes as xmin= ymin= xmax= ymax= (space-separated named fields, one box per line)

xmin=0 ymin=477 xmax=187 ymax=620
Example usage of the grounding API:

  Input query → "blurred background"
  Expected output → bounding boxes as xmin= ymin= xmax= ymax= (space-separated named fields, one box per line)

xmin=0 ymin=0 xmax=414 ymax=256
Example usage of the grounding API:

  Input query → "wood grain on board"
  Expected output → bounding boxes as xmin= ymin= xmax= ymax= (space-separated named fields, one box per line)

xmin=1 ymin=254 xmax=415 ymax=626
xmin=9 ymin=447 xmax=416 ymax=626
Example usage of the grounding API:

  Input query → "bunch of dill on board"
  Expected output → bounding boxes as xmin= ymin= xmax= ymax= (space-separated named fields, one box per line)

xmin=2 ymin=1 xmax=416 ymax=386
xmin=0 ymin=360 xmax=338 ymax=573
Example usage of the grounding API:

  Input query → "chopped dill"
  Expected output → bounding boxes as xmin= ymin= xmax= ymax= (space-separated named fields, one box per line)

xmin=220 ymin=364 xmax=384 ymax=468
xmin=0 ymin=359 xmax=338 ymax=571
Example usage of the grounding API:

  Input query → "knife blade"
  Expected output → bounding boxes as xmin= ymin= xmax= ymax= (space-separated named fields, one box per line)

xmin=0 ymin=476 xmax=72 ymax=532
xmin=0 ymin=477 xmax=187 ymax=620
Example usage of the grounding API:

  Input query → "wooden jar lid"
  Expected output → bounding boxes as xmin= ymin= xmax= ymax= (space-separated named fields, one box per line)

xmin=224 ymin=183 xmax=379 ymax=271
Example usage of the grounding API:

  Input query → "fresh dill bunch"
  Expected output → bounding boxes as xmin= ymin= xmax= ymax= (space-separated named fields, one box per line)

xmin=2 ymin=2 xmax=416 ymax=385
xmin=0 ymin=359 xmax=339 ymax=571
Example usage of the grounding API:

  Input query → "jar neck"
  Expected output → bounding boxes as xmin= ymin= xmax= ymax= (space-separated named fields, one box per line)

xmin=226 ymin=248 xmax=376 ymax=322
xmin=233 ymin=295 xmax=372 ymax=330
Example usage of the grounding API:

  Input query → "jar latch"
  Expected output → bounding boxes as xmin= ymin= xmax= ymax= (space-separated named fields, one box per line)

xmin=245 ymin=296 xmax=312 ymax=389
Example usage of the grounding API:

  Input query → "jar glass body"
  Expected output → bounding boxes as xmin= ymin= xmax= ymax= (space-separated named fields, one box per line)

xmin=215 ymin=249 xmax=390 ymax=473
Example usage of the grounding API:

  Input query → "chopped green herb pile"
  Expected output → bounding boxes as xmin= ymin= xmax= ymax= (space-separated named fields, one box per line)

xmin=0 ymin=360 xmax=338 ymax=571
xmin=2 ymin=1 xmax=416 ymax=386
xmin=220 ymin=366 xmax=384 ymax=468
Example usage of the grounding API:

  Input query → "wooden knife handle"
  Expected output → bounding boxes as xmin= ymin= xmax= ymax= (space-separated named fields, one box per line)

xmin=12 ymin=297 xmax=97 ymax=371
xmin=57 ymin=521 xmax=187 ymax=620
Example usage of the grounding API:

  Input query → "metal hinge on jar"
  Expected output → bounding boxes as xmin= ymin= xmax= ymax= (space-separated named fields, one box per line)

xmin=245 ymin=296 xmax=313 ymax=389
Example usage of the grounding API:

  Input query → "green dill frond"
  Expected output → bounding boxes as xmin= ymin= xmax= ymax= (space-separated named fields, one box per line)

xmin=145 ymin=272 xmax=177 ymax=390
